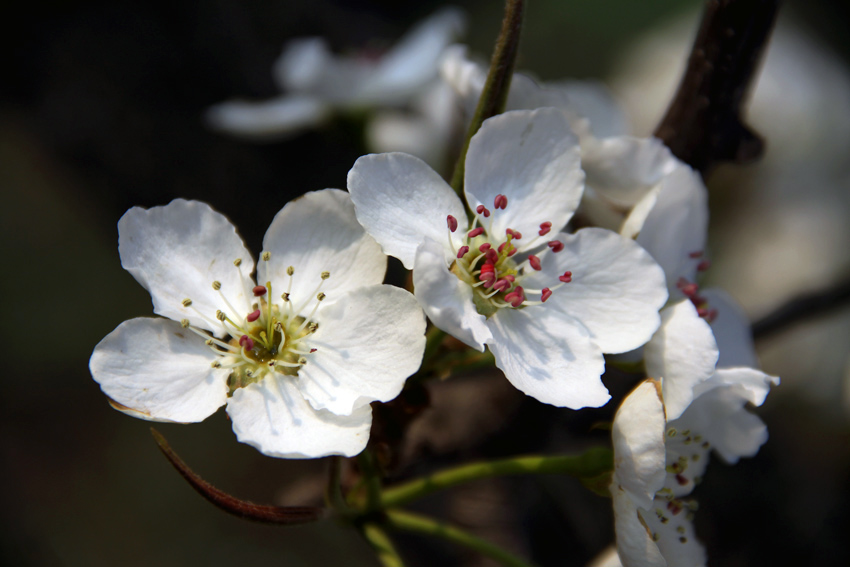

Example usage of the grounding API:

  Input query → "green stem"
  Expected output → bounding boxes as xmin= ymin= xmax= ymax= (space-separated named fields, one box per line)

xmin=325 ymin=456 xmax=348 ymax=513
xmin=449 ymin=0 xmax=526 ymax=195
xmin=360 ymin=523 xmax=406 ymax=567
xmin=357 ymin=449 xmax=383 ymax=512
xmin=380 ymin=448 xmax=613 ymax=509
xmin=384 ymin=509 xmax=537 ymax=567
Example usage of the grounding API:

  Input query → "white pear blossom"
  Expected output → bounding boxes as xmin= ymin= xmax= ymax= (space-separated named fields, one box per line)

xmin=440 ymin=47 xmax=710 ymax=297
xmin=348 ymin=108 xmax=667 ymax=409
xmin=89 ymin=190 xmax=426 ymax=458
xmin=206 ymin=8 xmax=465 ymax=140
xmin=611 ymin=366 xmax=777 ymax=566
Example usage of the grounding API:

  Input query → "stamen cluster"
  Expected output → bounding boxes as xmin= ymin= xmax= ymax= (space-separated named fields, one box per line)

xmin=677 ymin=251 xmax=715 ymax=322
xmin=445 ymin=194 xmax=572 ymax=317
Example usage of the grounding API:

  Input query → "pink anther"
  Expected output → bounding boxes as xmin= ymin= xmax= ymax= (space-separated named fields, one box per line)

xmin=559 ymin=271 xmax=572 ymax=283
xmin=538 ymin=221 xmax=552 ymax=236
xmin=679 ymin=282 xmax=699 ymax=297
xmin=447 ymin=215 xmax=458 ymax=232
xmin=688 ymin=250 xmax=704 ymax=258
xmin=548 ymin=240 xmax=564 ymax=253
xmin=476 ymin=205 xmax=491 ymax=218
xmin=528 ymin=255 xmax=542 ymax=271
xmin=506 ymin=228 xmax=522 ymax=240
xmin=504 ymin=286 xmax=525 ymax=307
xmin=239 ymin=335 xmax=255 ymax=351
xmin=479 ymin=243 xmax=492 ymax=252
xmin=541 ymin=288 xmax=552 ymax=302
xmin=246 ymin=309 xmax=261 ymax=322
xmin=310 ymin=348 xmax=317 ymax=353
xmin=697 ymin=259 xmax=711 ymax=272
xmin=252 ymin=285 xmax=267 ymax=297
xmin=468 ymin=227 xmax=484 ymax=238
xmin=457 ymin=245 xmax=470 ymax=259
xmin=493 ymin=278 xmax=512 ymax=292
xmin=675 ymin=473 xmax=689 ymax=486
xmin=494 ymin=194 xmax=508 ymax=209
xmin=485 ymin=248 xmax=499 ymax=262
xmin=696 ymin=306 xmax=709 ymax=318
xmin=503 ymin=274 xmax=515 ymax=283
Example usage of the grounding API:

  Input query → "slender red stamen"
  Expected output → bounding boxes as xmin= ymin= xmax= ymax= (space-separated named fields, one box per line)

xmin=252 ymin=285 xmax=267 ymax=297
xmin=494 ymin=194 xmax=508 ymax=209
xmin=476 ymin=205 xmax=491 ymax=218
xmin=528 ymin=255 xmax=542 ymax=271
xmin=468 ymin=227 xmax=484 ymax=238
xmin=548 ymin=240 xmax=564 ymax=253
xmin=697 ymin=259 xmax=711 ymax=272
xmin=559 ymin=271 xmax=572 ymax=283
xmin=539 ymin=222 xmax=552 ymax=236
xmin=447 ymin=215 xmax=458 ymax=232
xmin=457 ymin=245 xmax=470 ymax=259
xmin=247 ymin=309 xmax=261 ymax=322
xmin=479 ymin=243 xmax=492 ymax=252
xmin=541 ymin=288 xmax=552 ymax=302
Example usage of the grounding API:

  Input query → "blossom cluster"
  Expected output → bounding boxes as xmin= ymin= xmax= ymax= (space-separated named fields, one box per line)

xmin=89 ymin=8 xmax=778 ymax=566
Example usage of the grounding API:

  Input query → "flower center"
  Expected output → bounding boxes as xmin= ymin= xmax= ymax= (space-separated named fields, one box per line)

xmin=180 ymin=254 xmax=328 ymax=394
xmin=446 ymin=194 xmax=572 ymax=317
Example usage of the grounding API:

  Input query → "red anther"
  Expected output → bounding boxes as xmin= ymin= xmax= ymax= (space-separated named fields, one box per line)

xmin=498 ymin=242 xmax=507 ymax=253
xmin=696 ymin=306 xmax=709 ymax=318
xmin=476 ymin=205 xmax=491 ymax=218
xmin=689 ymin=250 xmax=704 ymax=258
xmin=239 ymin=335 xmax=255 ymax=351
xmin=252 ymin=285 xmax=267 ymax=297
xmin=493 ymin=278 xmax=512 ymax=292
xmin=507 ymin=246 xmax=517 ymax=257
xmin=528 ymin=255 xmax=542 ymax=271
xmin=246 ymin=309 xmax=261 ymax=322
xmin=505 ymin=286 xmax=525 ymax=307
xmin=479 ymin=243 xmax=492 ymax=252
xmin=457 ymin=245 xmax=470 ymax=259
xmin=468 ymin=227 xmax=484 ymax=238
xmin=676 ymin=277 xmax=689 ymax=289
xmin=310 ymin=348 xmax=317 ymax=353
xmin=675 ymin=473 xmax=689 ymax=486
xmin=548 ymin=240 xmax=564 ymax=253
xmin=480 ymin=263 xmax=495 ymax=274
xmin=538 ymin=221 xmax=552 ymax=236
xmin=541 ymin=288 xmax=552 ymax=302
xmin=706 ymin=308 xmax=718 ymax=323
xmin=697 ymin=259 xmax=711 ymax=272
xmin=506 ymin=228 xmax=522 ymax=239
xmin=559 ymin=271 xmax=572 ymax=283
xmin=485 ymin=249 xmax=498 ymax=262
xmin=667 ymin=501 xmax=683 ymax=515
xmin=503 ymin=274 xmax=515 ymax=282
xmin=680 ymin=283 xmax=699 ymax=297
xmin=447 ymin=215 xmax=458 ymax=232
xmin=494 ymin=194 xmax=508 ymax=209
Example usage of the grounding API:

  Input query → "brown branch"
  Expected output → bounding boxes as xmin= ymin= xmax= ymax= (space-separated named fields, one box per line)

xmin=654 ymin=0 xmax=780 ymax=175
xmin=151 ymin=428 xmax=326 ymax=524
xmin=752 ymin=277 xmax=850 ymax=340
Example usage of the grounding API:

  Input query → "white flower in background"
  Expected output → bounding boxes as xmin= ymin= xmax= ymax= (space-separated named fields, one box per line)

xmin=440 ymin=46 xmax=710 ymax=297
xmin=611 ymin=367 xmax=777 ymax=566
xmin=348 ymin=108 xmax=667 ymax=409
xmin=206 ymin=8 xmax=465 ymax=141
xmin=89 ymin=190 xmax=426 ymax=458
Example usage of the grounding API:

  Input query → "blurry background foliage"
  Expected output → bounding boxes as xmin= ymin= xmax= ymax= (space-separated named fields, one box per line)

xmin=4 ymin=0 xmax=850 ymax=566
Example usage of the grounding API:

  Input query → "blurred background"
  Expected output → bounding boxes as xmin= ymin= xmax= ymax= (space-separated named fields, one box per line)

xmin=4 ymin=0 xmax=850 ymax=565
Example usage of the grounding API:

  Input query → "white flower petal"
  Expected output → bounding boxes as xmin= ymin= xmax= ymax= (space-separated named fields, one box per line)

xmin=204 ymin=96 xmax=330 ymax=140
xmin=640 ymin=505 xmax=706 ymax=567
xmin=612 ymin=380 xmax=667 ymax=509
xmin=644 ymin=300 xmax=719 ymax=421
xmin=259 ymin=189 xmax=386 ymax=305
xmin=297 ymin=285 xmax=426 ymax=415
xmin=412 ymin=238 xmax=492 ymax=351
xmin=464 ymin=109 xmax=584 ymax=239
xmin=227 ymin=375 xmax=372 ymax=459
xmin=551 ymin=80 xmax=629 ymax=139
xmin=486 ymin=307 xmax=609 ymax=409
xmin=610 ymin=486 xmax=666 ymax=567
xmin=348 ymin=152 xmax=466 ymax=269
xmin=528 ymin=228 xmax=668 ymax=354
xmin=273 ymin=37 xmax=333 ymax=92
xmin=90 ymin=318 xmax=229 ymax=423
xmin=683 ymin=368 xmax=778 ymax=463
xmin=118 ymin=199 xmax=255 ymax=335
xmin=628 ymin=165 xmax=708 ymax=293
xmin=582 ymin=136 xmax=676 ymax=207
xmin=700 ymin=288 xmax=759 ymax=368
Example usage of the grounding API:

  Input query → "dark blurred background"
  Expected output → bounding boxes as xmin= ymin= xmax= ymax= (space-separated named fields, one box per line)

xmin=4 ymin=0 xmax=850 ymax=565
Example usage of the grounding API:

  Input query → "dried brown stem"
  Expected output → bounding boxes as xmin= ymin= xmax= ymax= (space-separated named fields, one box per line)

xmin=654 ymin=0 xmax=780 ymax=175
